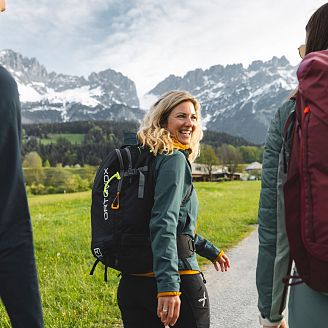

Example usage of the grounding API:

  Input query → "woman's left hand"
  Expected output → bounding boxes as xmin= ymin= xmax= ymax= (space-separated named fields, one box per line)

xmin=157 ymin=295 xmax=181 ymax=326
xmin=213 ymin=253 xmax=230 ymax=272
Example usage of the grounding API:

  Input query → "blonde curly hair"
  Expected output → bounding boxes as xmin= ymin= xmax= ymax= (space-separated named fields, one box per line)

xmin=137 ymin=90 xmax=203 ymax=162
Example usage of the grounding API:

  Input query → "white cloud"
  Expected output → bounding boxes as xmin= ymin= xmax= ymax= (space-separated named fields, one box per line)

xmin=0 ymin=0 xmax=327 ymax=99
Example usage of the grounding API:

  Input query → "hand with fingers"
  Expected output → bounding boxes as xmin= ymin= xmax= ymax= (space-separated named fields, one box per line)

xmin=157 ymin=295 xmax=181 ymax=327
xmin=213 ymin=251 xmax=230 ymax=272
xmin=263 ymin=319 xmax=288 ymax=328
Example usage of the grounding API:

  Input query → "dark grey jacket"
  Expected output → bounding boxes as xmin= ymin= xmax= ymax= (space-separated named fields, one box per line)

xmin=0 ymin=65 xmax=43 ymax=327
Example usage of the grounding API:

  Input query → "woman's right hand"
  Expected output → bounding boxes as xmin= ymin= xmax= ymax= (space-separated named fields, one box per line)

xmin=157 ymin=295 xmax=181 ymax=326
xmin=263 ymin=319 xmax=287 ymax=328
xmin=278 ymin=319 xmax=288 ymax=328
xmin=213 ymin=253 xmax=230 ymax=272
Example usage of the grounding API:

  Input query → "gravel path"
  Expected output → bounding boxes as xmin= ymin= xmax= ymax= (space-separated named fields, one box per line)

xmin=204 ymin=228 xmax=260 ymax=327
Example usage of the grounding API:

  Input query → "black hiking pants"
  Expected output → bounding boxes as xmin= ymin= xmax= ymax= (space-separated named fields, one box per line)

xmin=0 ymin=240 xmax=44 ymax=328
xmin=118 ymin=273 xmax=210 ymax=328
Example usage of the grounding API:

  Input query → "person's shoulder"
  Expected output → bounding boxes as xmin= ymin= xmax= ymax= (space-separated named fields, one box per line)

xmin=0 ymin=65 xmax=14 ymax=82
xmin=278 ymin=98 xmax=296 ymax=125
xmin=156 ymin=150 xmax=186 ymax=161
xmin=154 ymin=150 xmax=187 ymax=169
xmin=280 ymin=98 xmax=295 ymax=112
xmin=0 ymin=65 xmax=18 ymax=95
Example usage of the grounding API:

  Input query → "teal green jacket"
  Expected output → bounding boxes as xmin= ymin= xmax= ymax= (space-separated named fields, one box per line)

xmin=150 ymin=149 xmax=220 ymax=293
xmin=256 ymin=99 xmax=295 ymax=324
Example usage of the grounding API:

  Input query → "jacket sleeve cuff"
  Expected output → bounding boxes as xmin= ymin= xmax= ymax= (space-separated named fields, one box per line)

xmin=157 ymin=291 xmax=182 ymax=298
xmin=194 ymin=234 xmax=220 ymax=260
xmin=212 ymin=250 xmax=225 ymax=262
xmin=258 ymin=314 xmax=282 ymax=326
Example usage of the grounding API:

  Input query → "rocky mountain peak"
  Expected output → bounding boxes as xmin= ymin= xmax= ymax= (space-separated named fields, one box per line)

xmin=88 ymin=68 xmax=139 ymax=108
xmin=247 ymin=60 xmax=264 ymax=71
xmin=147 ymin=56 xmax=298 ymax=144
xmin=47 ymin=72 xmax=88 ymax=91
xmin=0 ymin=49 xmax=48 ymax=84
xmin=267 ymin=55 xmax=290 ymax=67
xmin=0 ymin=49 xmax=299 ymax=144
xmin=0 ymin=49 xmax=140 ymax=122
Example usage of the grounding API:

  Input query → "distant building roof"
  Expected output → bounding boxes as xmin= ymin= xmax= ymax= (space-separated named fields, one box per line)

xmin=245 ymin=162 xmax=262 ymax=171
xmin=191 ymin=163 xmax=228 ymax=175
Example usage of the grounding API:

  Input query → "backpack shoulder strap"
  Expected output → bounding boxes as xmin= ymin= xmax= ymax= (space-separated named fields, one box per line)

xmin=123 ymin=147 xmax=133 ymax=170
xmin=136 ymin=146 xmax=155 ymax=199
xmin=115 ymin=149 xmax=125 ymax=171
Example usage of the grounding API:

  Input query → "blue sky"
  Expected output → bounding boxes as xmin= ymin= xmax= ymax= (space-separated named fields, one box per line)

xmin=0 ymin=0 xmax=326 ymax=97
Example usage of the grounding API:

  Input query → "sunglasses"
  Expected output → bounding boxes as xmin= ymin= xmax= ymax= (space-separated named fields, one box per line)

xmin=298 ymin=44 xmax=306 ymax=59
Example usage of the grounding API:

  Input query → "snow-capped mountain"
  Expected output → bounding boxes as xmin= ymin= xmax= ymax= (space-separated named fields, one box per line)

xmin=0 ymin=49 xmax=143 ymax=123
xmin=147 ymin=56 xmax=298 ymax=144
xmin=0 ymin=49 xmax=298 ymax=143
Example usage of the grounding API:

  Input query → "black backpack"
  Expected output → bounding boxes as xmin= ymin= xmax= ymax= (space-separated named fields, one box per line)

xmin=90 ymin=144 xmax=196 ymax=281
xmin=90 ymin=145 xmax=156 ymax=280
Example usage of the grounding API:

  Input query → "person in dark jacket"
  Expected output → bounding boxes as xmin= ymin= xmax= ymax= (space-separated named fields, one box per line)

xmin=117 ymin=90 xmax=230 ymax=328
xmin=256 ymin=3 xmax=328 ymax=328
xmin=0 ymin=63 xmax=44 ymax=327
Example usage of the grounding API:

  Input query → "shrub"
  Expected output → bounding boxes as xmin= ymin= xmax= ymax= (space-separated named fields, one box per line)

xmin=30 ymin=183 xmax=46 ymax=195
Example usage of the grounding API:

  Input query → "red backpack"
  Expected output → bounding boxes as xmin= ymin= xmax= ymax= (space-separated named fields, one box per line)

xmin=284 ymin=50 xmax=328 ymax=293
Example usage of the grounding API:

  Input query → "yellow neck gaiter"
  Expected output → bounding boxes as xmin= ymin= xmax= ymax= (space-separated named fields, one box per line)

xmin=172 ymin=139 xmax=192 ymax=152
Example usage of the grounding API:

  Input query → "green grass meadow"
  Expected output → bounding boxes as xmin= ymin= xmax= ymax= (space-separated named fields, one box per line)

xmin=0 ymin=181 xmax=260 ymax=327
xmin=39 ymin=133 xmax=85 ymax=145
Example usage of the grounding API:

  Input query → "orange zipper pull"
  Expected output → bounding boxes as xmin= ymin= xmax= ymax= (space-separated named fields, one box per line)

xmin=111 ymin=192 xmax=120 ymax=210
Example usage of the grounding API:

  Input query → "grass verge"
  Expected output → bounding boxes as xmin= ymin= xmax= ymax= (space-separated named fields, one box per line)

xmin=0 ymin=181 xmax=260 ymax=327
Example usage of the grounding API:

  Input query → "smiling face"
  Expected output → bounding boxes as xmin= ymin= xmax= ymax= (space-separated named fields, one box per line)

xmin=165 ymin=101 xmax=197 ymax=145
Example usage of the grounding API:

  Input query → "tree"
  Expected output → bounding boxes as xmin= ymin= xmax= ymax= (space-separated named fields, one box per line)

xmin=63 ymin=150 xmax=78 ymax=166
xmin=196 ymin=144 xmax=219 ymax=181
xmin=23 ymin=137 xmax=39 ymax=157
xmin=239 ymin=146 xmax=264 ymax=163
xmin=45 ymin=167 xmax=71 ymax=193
xmin=22 ymin=151 xmax=45 ymax=184
xmin=218 ymin=144 xmax=242 ymax=175
xmin=44 ymin=159 xmax=51 ymax=167
xmin=84 ymin=126 xmax=105 ymax=144
xmin=23 ymin=151 xmax=42 ymax=168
